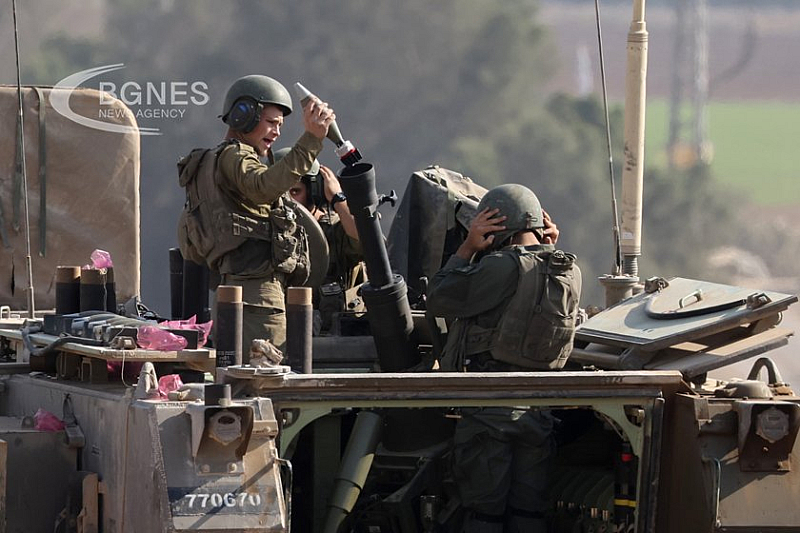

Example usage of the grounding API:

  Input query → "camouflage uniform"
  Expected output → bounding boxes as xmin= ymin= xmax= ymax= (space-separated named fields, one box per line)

xmin=181 ymin=132 xmax=322 ymax=352
xmin=318 ymin=210 xmax=364 ymax=291
xmin=315 ymin=209 xmax=366 ymax=330
xmin=427 ymin=243 xmax=563 ymax=533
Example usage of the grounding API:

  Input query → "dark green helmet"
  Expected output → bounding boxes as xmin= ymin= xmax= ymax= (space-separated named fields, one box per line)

xmin=476 ymin=184 xmax=544 ymax=247
xmin=221 ymin=75 xmax=293 ymax=127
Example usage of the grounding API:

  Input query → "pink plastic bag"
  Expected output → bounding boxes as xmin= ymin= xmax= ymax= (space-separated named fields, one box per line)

xmin=158 ymin=374 xmax=184 ymax=399
xmin=34 ymin=408 xmax=65 ymax=432
xmin=161 ymin=315 xmax=213 ymax=347
xmin=90 ymin=249 xmax=114 ymax=269
xmin=137 ymin=325 xmax=188 ymax=351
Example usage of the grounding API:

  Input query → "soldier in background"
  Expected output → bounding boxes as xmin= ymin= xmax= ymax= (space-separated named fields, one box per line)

xmin=177 ymin=74 xmax=335 ymax=352
xmin=427 ymin=184 xmax=582 ymax=533
xmin=275 ymin=147 xmax=366 ymax=332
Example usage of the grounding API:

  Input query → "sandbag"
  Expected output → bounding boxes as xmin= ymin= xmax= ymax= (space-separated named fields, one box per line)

xmin=0 ymin=86 xmax=140 ymax=310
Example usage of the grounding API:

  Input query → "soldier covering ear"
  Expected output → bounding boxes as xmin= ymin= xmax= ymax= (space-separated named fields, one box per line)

xmin=427 ymin=183 xmax=581 ymax=532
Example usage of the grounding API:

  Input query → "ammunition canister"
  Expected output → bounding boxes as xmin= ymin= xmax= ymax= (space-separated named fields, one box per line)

xmin=215 ymin=285 xmax=242 ymax=367
xmin=182 ymin=258 xmax=210 ymax=322
xmin=286 ymin=287 xmax=313 ymax=373
xmin=55 ymin=266 xmax=81 ymax=315
xmin=169 ymin=248 xmax=184 ymax=320
xmin=105 ymin=266 xmax=117 ymax=313
xmin=204 ymin=383 xmax=232 ymax=407
xmin=79 ymin=268 xmax=107 ymax=312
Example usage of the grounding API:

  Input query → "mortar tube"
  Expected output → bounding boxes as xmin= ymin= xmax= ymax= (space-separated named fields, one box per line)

xmin=360 ymin=277 xmax=416 ymax=372
xmin=286 ymin=287 xmax=313 ymax=373
xmin=338 ymin=163 xmax=419 ymax=371
xmin=215 ymin=285 xmax=243 ymax=367
xmin=79 ymin=268 xmax=107 ymax=312
xmin=338 ymin=163 xmax=393 ymax=288
xmin=55 ymin=266 xmax=81 ymax=315
xmin=322 ymin=410 xmax=383 ymax=533
xmin=182 ymin=258 xmax=210 ymax=323
xmin=169 ymin=248 xmax=184 ymax=320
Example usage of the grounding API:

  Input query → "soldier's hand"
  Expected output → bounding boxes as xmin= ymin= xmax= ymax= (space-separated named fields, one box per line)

xmin=542 ymin=209 xmax=559 ymax=244
xmin=319 ymin=165 xmax=341 ymax=203
xmin=303 ymin=96 xmax=335 ymax=140
xmin=456 ymin=208 xmax=507 ymax=260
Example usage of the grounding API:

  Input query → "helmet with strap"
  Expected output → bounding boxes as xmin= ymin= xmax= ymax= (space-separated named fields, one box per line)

xmin=221 ymin=75 xmax=293 ymax=133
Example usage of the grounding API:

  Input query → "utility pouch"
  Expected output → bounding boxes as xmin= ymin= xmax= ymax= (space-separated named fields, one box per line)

xmin=231 ymin=213 xmax=271 ymax=241
xmin=270 ymin=201 xmax=310 ymax=286
xmin=270 ymin=204 xmax=300 ymax=272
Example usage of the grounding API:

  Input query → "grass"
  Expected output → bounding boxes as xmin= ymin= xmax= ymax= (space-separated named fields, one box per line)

xmin=644 ymin=99 xmax=800 ymax=205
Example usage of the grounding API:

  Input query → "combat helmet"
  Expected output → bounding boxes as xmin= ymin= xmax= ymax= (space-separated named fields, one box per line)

xmin=221 ymin=75 xmax=293 ymax=132
xmin=476 ymin=183 xmax=544 ymax=248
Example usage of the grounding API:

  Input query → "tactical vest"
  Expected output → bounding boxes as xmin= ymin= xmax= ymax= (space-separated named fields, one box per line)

xmin=315 ymin=213 xmax=367 ymax=331
xmin=462 ymin=249 xmax=581 ymax=370
xmin=177 ymin=143 xmax=310 ymax=284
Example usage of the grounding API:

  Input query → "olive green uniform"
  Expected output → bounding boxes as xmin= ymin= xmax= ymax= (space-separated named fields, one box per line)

xmin=220 ymin=133 xmax=321 ymax=352
xmin=316 ymin=210 xmax=365 ymax=331
xmin=427 ymin=244 xmax=565 ymax=533
xmin=318 ymin=210 xmax=364 ymax=290
xmin=180 ymin=132 xmax=322 ymax=352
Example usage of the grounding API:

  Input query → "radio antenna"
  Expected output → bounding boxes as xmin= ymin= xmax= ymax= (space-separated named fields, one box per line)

xmin=594 ymin=0 xmax=623 ymax=276
xmin=12 ymin=0 xmax=36 ymax=317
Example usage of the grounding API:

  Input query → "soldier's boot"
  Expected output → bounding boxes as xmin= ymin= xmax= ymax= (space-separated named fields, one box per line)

xmin=462 ymin=511 xmax=504 ymax=533
xmin=506 ymin=507 xmax=547 ymax=533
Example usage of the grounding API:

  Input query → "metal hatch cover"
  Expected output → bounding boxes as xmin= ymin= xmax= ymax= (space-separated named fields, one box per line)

xmin=576 ymin=277 xmax=797 ymax=352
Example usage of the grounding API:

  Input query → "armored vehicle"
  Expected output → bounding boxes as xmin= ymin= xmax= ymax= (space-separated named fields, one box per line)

xmin=0 ymin=0 xmax=797 ymax=532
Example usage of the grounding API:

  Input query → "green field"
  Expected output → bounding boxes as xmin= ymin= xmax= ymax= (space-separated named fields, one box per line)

xmin=644 ymin=100 xmax=800 ymax=205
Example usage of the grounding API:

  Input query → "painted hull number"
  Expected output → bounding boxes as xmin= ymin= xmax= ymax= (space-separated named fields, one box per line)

xmin=169 ymin=487 xmax=265 ymax=517
xmin=186 ymin=492 xmax=262 ymax=509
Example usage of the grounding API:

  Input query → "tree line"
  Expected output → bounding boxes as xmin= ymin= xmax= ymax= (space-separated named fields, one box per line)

xmin=20 ymin=0 xmax=740 ymax=309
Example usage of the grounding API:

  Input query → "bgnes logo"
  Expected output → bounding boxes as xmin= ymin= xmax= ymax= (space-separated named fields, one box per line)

xmin=52 ymin=64 xmax=209 ymax=136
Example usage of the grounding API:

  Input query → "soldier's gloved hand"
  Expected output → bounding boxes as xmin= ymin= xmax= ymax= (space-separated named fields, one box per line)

xmin=542 ymin=209 xmax=559 ymax=245
xmin=303 ymin=96 xmax=336 ymax=140
xmin=456 ymin=208 xmax=507 ymax=260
